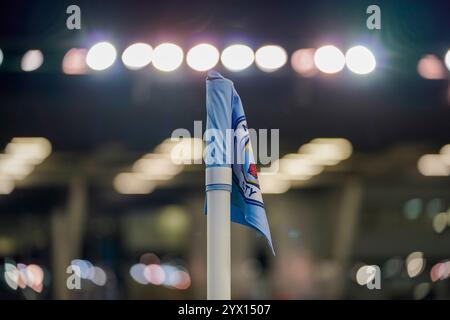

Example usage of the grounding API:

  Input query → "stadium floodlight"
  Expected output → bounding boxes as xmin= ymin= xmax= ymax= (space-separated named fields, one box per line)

xmin=255 ymin=45 xmax=287 ymax=72
xmin=21 ymin=50 xmax=44 ymax=72
xmin=152 ymin=43 xmax=183 ymax=72
xmin=187 ymin=43 xmax=220 ymax=72
xmin=121 ymin=43 xmax=153 ymax=70
xmin=86 ymin=42 xmax=117 ymax=71
xmin=221 ymin=44 xmax=254 ymax=72
xmin=345 ymin=45 xmax=376 ymax=75
xmin=314 ymin=45 xmax=345 ymax=74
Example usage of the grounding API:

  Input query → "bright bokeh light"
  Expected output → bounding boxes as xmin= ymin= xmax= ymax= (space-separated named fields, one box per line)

xmin=0 ymin=180 xmax=14 ymax=195
xmin=445 ymin=49 xmax=450 ymax=72
xmin=4 ymin=263 xmax=19 ymax=290
xmin=154 ymin=137 xmax=204 ymax=164
xmin=62 ymin=48 xmax=88 ymax=75
xmin=133 ymin=154 xmax=183 ymax=178
xmin=3 ymin=262 xmax=45 ymax=292
xmin=0 ymin=155 xmax=34 ymax=179
xmin=417 ymin=54 xmax=446 ymax=80
xmin=130 ymin=263 xmax=148 ymax=285
xmin=169 ymin=138 xmax=204 ymax=164
xmin=406 ymin=251 xmax=425 ymax=278
xmin=278 ymin=155 xmax=324 ymax=177
xmin=417 ymin=154 xmax=450 ymax=176
xmin=345 ymin=45 xmax=376 ymax=75
xmin=299 ymin=138 xmax=353 ymax=165
xmin=255 ymin=45 xmax=287 ymax=72
xmin=6 ymin=137 xmax=52 ymax=164
xmin=26 ymin=264 xmax=44 ymax=292
xmin=121 ymin=43 xmax=153 ymax=70
xmin=113 ymin=173 xmax=156 ymax=194
xmin=432 ymin=212 xmax=448 ymax=233
xmin=169 ymin=270 xmax=191 ymax=289
xmin=152 ymin=43 xmax=183 ymax=72
xmin=21 ymin=50 xmax=44 ymax=72
xmin=186 ymin=43 xmax=220 ymax=71
xmin=91 ymin=266 xmax=107 ymax=286
xmin=291 ymin=48 xmax=317 ymax=77
xmin=430 ymin=261 xmax=450 ymax=282
xmin=356 ymin=265 xmax=377 ymax=285
xmin=144 ymin=264 xmax=165 ymax=285
xmin=258 ymin=173 xmax=290 ymax=194
xmin=221 ymin=44 xmax=254 ymax=71
xmin=314 ymin=45 xmax=345 ymax=74
xmin=0 ymin=49 xmax=3 ymax=67
xmin=71 ymin=259 xmax=93 ymax=279
xmin=86 ymin=42 xmax=117 ymax=71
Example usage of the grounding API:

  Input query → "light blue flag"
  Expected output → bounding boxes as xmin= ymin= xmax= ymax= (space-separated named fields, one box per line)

xmin=205 ymin=70 xmax=275 ymax=255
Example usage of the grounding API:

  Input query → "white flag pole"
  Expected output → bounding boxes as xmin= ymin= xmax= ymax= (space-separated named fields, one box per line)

xmin=206 ymin=166 xmax=231 ymax=300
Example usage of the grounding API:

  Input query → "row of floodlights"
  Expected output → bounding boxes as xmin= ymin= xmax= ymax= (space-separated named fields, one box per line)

xmin=0 ymin=43 xmax=382 ymax=75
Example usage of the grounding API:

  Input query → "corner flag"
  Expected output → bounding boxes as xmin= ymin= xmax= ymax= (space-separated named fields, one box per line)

xmin=205 ymin=70 xmax=274 ymax=255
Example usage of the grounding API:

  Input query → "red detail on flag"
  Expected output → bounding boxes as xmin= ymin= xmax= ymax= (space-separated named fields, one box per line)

xmin=248 ymin=164 xmax=258 ymax=178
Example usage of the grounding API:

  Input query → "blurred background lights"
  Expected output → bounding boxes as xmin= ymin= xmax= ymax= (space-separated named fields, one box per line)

xmin=355 ymin=265 xmax=377 ymax=285
xmin=186 ymin=43 xmax=220 ymax=72
xmin=0 ymin=49 xmax=3 ymax=67
xmin=430 ymin=261 xmax=450 ymax=282
xmin=130 ymin=263 xmax=149 ymax=285
xmin=0 ymin=180 xmax=14 ymax=195
xmin=440 ymin=144 xmax=450 ymax=164
xmin=140 ymin=252 xmax=160 ymax=265
xmin=382 ymin=257 xmax=403 ymax=278
xmin=258 ymin=173 xmax=291 ymax=194
xmin=279 ymin=156 xmax=323 ymax=177
xmin=21 ymin=50 xmax=44 ymax=72
xmin=417 ymin=154 xmax=450 ymax=176
xmin=152 ymin=43 xmax=183 ymax=72
xmin=26 ymin=264 xmax=44 ymax=292
xmin=406 ymin=251 xmax=425 ymax=278
xmin=221 ymin=44 xmax=254 ymax=71
xmin=3 ymin=262 xmax=45 ymax=292
xmin=169 ymin=270 xmax=191 ymax=289
xmin=4 ymin=263 xmax=19 ymax=290
xmin=291 ymin=48 xmax=317 ymax=77
xmin=133 ymin=154 xmax=183 ymax=178
xmin=62 ymin=48 xmax=88 ymax=75
xmin=299 ymin=138 xmax=352 ymax=165
xmin=0 ymin=137 xmax=51 ymax=193
xmin=417 ymin=54 xmax=446 ymax=80
xmin=445 ymin=49 xmax=450 ymax=72
xmin=413 ymin=282 xmax=431 ymax=300
xmin=121 ymin=43 xmax=153 ymax=70
xmin=168 ymin=138 xmax=204 ymax=164
xmin=90 ymin=266 xmax=107 ymax=286
xmin=432 ymin=212 xmax=448 ymax=233
xmin=86 ymin=42 xmax=117 ymax=71
xmin=6 ymin=137 xmax=52 ymax=164
xmin=113 ymin=172 xmax=156 ymax=194
xmin=403 ymin=198 xmax=423 ymax=220
xmin=144 ymin=264 xmax=165 ymax=285
xmin=71 ymin=259 xmax=93 ymax=279
xmin=345 ymin=45 xmax=376 ymax=75
xmin=314 ymin=45 xmax=345 ymax=74
xmin=255 ymin=45 xmax=287 ymax=72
